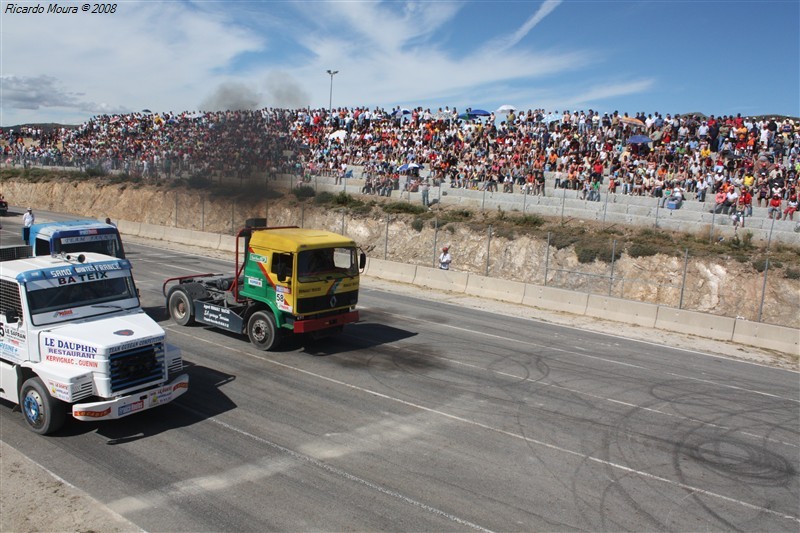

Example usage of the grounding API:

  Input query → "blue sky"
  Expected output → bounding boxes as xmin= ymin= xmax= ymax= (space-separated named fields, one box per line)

xmin=2 ymin=0 xmax=798 ymax=127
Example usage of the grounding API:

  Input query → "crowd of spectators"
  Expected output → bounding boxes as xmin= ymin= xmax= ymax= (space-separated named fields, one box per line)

xmin=1 ymin=109 xmax=299 ymax=180
xmin=2 ymin=106 xmax=798 ymax=218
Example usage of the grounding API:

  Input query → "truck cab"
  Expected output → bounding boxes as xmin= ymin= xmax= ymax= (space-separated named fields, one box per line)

xmin=164 ymin=224 xmax=366 ymax=351
xmin=0 ymin=250 xmax=187 ymax=434
xmin=27 ymin=220 xmax=125 ymax=259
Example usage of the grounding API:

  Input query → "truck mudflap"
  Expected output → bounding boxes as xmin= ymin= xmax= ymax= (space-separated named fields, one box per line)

xmin=71 ymin=374 xmax=189 ymax=421
xmin=293 ymin=310 xmax=359 ymax=333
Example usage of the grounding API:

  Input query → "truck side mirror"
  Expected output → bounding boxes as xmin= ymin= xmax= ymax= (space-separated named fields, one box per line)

xmin=359 ymin=252 xmax=366 ymax=270
xmin=2 ymin=307 xmax=19 ymax=323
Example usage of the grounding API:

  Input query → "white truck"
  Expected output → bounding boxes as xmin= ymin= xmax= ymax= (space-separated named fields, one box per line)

xmin=0 ymin=248 xmax=188 ymax=434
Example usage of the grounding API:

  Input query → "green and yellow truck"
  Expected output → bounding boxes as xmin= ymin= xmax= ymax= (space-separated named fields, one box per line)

xmin=163 ymin=221 xmax=366 ymax=350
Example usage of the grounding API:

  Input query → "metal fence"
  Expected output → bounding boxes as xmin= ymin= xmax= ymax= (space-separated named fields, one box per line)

xmin=155 ymin=187 xmax=799 ymax=329
xmin=4 ymin=163 xmax=797 ymax=329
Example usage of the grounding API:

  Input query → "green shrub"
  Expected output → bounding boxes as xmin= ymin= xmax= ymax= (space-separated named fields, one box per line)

xmin=350 ymin=203 xmax=372 ymax=216
xmin=627 ymin=242 xmax=659 ymax=258
xmin=314 ymin=191 xmax=336 ymax=205
xmin=511 ymin=214 xmax=545 ymax=228
xmin=84 ymin=165 xmax=107 ymax=178
xmin=752 ymin=258 xmax=768 ymax=272
xmin=548 ymin=231 xmax=580 ymax=250
xmin=784 ymin=268 xmax=800 ymax=280
xmin=382 ymin=202 xmax=426 ymax=215
xmin=443 ymin=209 xmax=472 ymax=221
xmin=575 ymin=240 xmax=621 ymax=264
xmin=410 ymin=218 xmax=424 ymax=232
xmin=188 ymin=173 xmax=212 ymax=189
xmin=292 ymin=185 xmax=316 ymax=199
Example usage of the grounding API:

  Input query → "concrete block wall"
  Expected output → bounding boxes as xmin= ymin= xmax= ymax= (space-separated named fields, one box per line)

xmin=320 ymin=168 xmax=799 ymax=245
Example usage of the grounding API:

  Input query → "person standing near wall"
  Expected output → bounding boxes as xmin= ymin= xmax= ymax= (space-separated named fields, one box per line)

xmin=420 ymin=179 xmax=430 ymax=208
xmin=22 ymin=207 xmax=35 ymax=242
xmin=439 ymin=246 xmax=452 ymax=270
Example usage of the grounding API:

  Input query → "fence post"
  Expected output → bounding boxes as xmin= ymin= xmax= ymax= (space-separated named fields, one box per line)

xmin=340 ymin=208 xmax=345 ymax=236
xmin=608 ymin=239 xmax=616 ymax=296
xmin=485 ymin=225 xmax=492 ymax=276
xmin=301 ymin=205 xmax=305 ymax=228
xmin=758 ymin=257 xmax=769 ymax=322
xmin=384 ymin=213 xmax=389 ymax=260
xmin=766 ymin=216 xmax=776 ymax=252
xmin=602 ymin=190 xmax=609 ymax=224
xmin=544 ymin=232 xmax=551 ymax=286
xmin=174 ymin=192 xmax=178 ymax=227
xmin=201 ymin=194 xmax=205 ymax=231
xmin=482 ymin=186 xmax=487 ymax=212
xmin=709 ymin=209 xmax=716 ymax=243
xmin=679 ymin=248 xmax=689 ymax=309
xmin=523 ymin=189 xmax=527 ymax=214
xmin=231 ymin=199 xmax=235 ymax=234
xmin=654 ymin=198 xmax=660 ymax=229
xmin=433 ymin=218 xmax=439 ymax=268
xmin=560 ymin=187 xmax=566 ymax=222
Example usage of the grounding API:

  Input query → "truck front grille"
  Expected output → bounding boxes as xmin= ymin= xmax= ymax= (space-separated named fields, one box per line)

xmin=109 ymin=344 xmax=164 ymax=394
xmin=296 ymin=289 xmax=358 ymax=314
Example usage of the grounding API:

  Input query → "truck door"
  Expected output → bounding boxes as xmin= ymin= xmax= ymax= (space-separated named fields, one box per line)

xmin=0 ymin=278 xmax=31 ymax=364
xmin=271 ymin=252 xmax=295 ymax=315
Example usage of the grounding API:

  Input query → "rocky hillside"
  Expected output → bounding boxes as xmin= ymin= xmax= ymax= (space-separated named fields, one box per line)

xmin=1 ymin=174 xmax=798 ymax=329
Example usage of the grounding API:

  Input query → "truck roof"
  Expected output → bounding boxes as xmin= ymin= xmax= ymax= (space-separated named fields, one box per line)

xmin=249 ymin=227 xmax=356 ymax=252
xmin=30 ymin=219 xmax=117 ymax=238
xmin=0 ymin=252 xmax=131 ymax=279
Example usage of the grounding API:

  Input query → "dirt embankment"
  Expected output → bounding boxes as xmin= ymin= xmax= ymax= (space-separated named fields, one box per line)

xmin=1 ymin=177 xmax=799 ymax=329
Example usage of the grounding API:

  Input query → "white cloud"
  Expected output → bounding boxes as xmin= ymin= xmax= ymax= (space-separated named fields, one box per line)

xmin=0 ymin=0 xmax=652 ymax=125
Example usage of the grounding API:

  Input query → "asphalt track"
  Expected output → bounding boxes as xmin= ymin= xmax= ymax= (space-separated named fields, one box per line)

xmin=0 ymin=212 xmax=798 ymax=531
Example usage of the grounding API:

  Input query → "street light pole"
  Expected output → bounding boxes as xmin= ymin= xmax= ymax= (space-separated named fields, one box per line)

xmin=326 ymin=69 xmax=338 ymax=116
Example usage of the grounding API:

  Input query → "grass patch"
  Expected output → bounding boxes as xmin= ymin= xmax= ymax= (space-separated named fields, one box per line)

xmin=382 ymin=201 xmax=427 ymax=215
xmin=575 ymin=240 xmax=622 ymax=264
xmin=509 ymin=213 xmax=545 ymax=228
xmin=784 ymin=268 xmax=800 ymax=280
xmin=627 ymin=242 xmax=659 ymax=258
xmin=188 ymin=173 xmax=212 ymax=189
xmin=291 ymin=185 xmax=316 ymax=199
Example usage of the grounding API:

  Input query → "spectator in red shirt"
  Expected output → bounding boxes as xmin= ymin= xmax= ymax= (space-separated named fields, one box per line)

xmin=767 ymin=194 xmax=783 ymax=220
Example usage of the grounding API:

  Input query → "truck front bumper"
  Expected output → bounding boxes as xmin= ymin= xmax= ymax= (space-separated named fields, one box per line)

xmin=293 ymin=310 xmax=359 ymax=333
xmin=71 ymin=374 xmax=189 ymax=421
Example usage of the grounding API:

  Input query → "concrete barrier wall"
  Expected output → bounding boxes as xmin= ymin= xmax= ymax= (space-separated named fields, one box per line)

xmin=138 ymin=222 xmax=166 ymax=241
xmin=586 ymin=294 xmax=658 ymax=328
xmin=116 ymin=220 xmax=141 ymax=237
xmin=366 ymin=257 xmax=417 ymax=284
xmin=731 ymin=320 xmax=800 ymax=355
xmin=116 ymin=219 xmax=799 ymax=355
xmin=523 ymin=285 xmax=589 ymax=316
xmin=414 ymin=266 xmax=469 ymax=293
xmin=465 ymin=274 xmax=526 ymax=304
xmin=218 ymin=235 xmax=237 ymax=253
xmin=654 ymin=308 xmax=736 ymax=342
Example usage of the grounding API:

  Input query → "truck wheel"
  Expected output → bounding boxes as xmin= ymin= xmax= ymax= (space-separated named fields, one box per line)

xmin=21 ymin=377 xmax=66 ymax=435
xmin=168 ymin=289 xmax=195 ymax=326
xmin=247 ymin=311 xmax=282 ymax=351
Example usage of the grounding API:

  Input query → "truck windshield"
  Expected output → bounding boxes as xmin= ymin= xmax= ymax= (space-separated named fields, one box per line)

xmin=57 ymin=235 xmax=124 ymax=258
xmin=297 ymin=247 xmax=357 ymax=281
xmin=27 ymin=276 xmax=137 ymax=321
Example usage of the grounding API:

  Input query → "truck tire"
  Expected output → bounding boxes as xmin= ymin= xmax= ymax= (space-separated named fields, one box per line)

xmin=21 ymin=377 xmax=67 ymax=435
xmin=247 ymin=311 xmax=282 ymax=351
xmin=168 ymin=289 xmax=195 ymax=326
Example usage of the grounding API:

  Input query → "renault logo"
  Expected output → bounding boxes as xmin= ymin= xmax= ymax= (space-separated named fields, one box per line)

xmin=329 ymin=296 xmax=337 ymax=308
